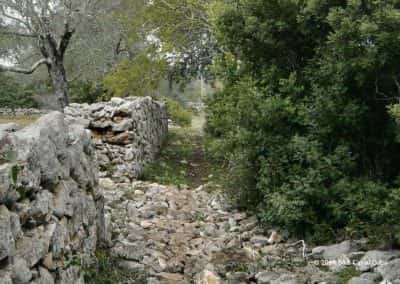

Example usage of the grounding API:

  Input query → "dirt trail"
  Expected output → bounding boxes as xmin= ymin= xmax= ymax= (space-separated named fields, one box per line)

xmin=184 ymin=113 xmax=210 ymax=188
xmin=186 ymin=135 xmax=208 ymax=188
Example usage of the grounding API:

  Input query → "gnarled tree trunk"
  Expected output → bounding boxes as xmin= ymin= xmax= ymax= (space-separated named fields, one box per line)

xmin=36 ymin=24 xmax=74 ymax=111
xmin=48 ymin=59 xmax=70 ymax=110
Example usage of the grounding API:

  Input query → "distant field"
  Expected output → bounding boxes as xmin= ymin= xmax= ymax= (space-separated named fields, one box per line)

xmin=0 ymin=115 xmax=40 ymax=127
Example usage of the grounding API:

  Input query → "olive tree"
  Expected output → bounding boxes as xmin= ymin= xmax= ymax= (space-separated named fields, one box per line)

xmin=0 ymin=0 xmax=113 ymax=109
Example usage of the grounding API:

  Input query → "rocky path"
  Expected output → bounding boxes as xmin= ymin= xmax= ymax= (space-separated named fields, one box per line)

xmin=100 ymin=178 xmax=400 ymax=284
xmin=98 ymin=117 xmax=400 ymax=284
xmin=100 ymin=178 xmax=338 ymax=284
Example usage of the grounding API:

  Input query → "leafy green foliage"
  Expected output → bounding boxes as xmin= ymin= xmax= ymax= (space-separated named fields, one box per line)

xmin=160 ymin=97 xmax=193 ymax=127
xmin=103 ymin=50 xmax=167 ymax=98
xmin=64 ymin=254 xmax=82 ymax=267
xmin=0 ymin=73 xmax=38 ymax=108
xmin=335 ymin=266 xmax=360 ymax=284
xmin=10 ymin=165 xmax=19 ymax=185
xmin=120 ymin=0 xmax=216 ymax=85
xmin=206 ymin=0 xmax=400 ymax=243
xmin=70 ymin=80 xmax=106 ymax=104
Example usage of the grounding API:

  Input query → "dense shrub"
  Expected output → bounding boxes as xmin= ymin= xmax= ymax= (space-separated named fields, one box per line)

xmin=70 ymin=80 xmax=106 ymax=104
xmin=0 ymin=74 xmax=38 ymax=108
xmin=103 ymin=51 xmax=167 ymax=98
xmin=206 ymin=0 xmax=400 ymax=243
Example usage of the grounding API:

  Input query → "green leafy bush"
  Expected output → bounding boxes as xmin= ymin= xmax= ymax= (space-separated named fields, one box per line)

xmin=206 ymin=0 xmax=400 ymax=244
xmin=0 ymin=74 xmax=38 ymax=108
xmin=70 ymin=80 xmax=106 ymax=104
xmin=336 ymin=266 xmax=360 ymax=284
xmin=103 ymin=50 xmax=167 ymax=98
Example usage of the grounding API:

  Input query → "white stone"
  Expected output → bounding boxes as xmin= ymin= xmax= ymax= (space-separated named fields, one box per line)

xmin=376 ymin=258 xmax=400 ymax=282
xmin=196 ymin=270 xmax=220 ymax=284
xmin=0 ymin=205 xmax=14 ymax=261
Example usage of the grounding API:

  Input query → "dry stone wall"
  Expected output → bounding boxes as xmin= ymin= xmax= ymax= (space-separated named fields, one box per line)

xmin=65 ymin=97 xmax=168 ymax=182
xmin=0 ymin=112 xmax=110 ymax=284
xmin=0 ymin=108 xmax=50 ymax=117
xmin=0 ymin=97 xmax=167 ymax=283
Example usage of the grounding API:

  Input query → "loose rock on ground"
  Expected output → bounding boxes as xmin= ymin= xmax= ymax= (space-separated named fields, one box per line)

xmin=100 ymin=177 xmax=400 ymax=284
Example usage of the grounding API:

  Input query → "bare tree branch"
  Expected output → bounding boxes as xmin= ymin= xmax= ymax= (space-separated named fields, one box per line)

xmin=46 ymin=32 xmax=59 ymax=55
xmin=0 ymin=58 xmax=49 ymax=74
xmin=0 ymin=6 xmax=31 ymax=29
xmin=0 ymin=29 xmax=37 ymax=38
xmin=59 ymin=21 xmax=75 ymax=56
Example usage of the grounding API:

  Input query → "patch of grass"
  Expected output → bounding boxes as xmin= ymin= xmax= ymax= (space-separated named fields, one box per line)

xmin=140 ymin=128 xmax=194 ymax=186
xmin=194 ymin=211 xmax=206 ymax=222
xmin=226 ymin=262 xmax=252 ymax=273
xmin=335 ymin=266 xmax=360 ymax=284
xmin=0 ymin=115 xmax=39 ymax=127
xmin=141 ymin=113 xmax=218 ymax=188
xmin=64 ymin=254 xmax=82 ymax=267
xmin=225 ymin=259 xmax=264 ymax=275
xmin=160 ymin=97 xmax=193 ymax=127
xmin=203 ymin=136 xmax=231 ymax=190
xmin=84 ymin=250 xmax=147 ymax=284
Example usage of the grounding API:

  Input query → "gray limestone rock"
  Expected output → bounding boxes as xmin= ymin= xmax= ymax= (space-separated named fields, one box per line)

xmin=11 ymin=258 xmax=32 ymax=284
xmin=356 ymin=250 xmax=400 ymax=272
xmin=376 ymin=258 xmax=400 ymax=282
xmin=0 ymin=205 xmax=14 ymax=261
xmin=255 ymin=271 xmax=280 ymax=284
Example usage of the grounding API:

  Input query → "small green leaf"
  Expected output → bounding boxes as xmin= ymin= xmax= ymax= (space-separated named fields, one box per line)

xmin=10 ymin=164 xmax=19 ymax=184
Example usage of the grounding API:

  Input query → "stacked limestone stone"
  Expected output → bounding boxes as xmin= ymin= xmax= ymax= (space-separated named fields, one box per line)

xmin=65 ymin=97 xmax=168 ymax=182
xmin=0 ymin=113 xmax=110 ymax=284
xmin=0 ymin=108 xmax=49 ymax=117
